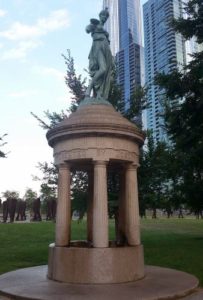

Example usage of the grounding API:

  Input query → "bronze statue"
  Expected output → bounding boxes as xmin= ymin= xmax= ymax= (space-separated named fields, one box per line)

xmin=15 ymin=200 xmax=26 ymax=221
xmin=85 ymin=8 xmax=113 ymax=101
xmin=46 ymin=198 xmax=56 ymax=221
xmin=2 ymin=198 xmax=17 ymax=223
xmin=32 ymin=198 xmax=42 ymax=221
xmin=2 ymin=200 xmax=8 ymax=223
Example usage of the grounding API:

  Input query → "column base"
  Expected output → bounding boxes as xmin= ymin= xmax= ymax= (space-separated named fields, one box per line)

xmin=48 ymin=242 xmax=144 ymax=284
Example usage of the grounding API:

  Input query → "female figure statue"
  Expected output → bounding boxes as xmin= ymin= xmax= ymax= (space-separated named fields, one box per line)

xmin=85 ymin=8 xmax=113 ymax=101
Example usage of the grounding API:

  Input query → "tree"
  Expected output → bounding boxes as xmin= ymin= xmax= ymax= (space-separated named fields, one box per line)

xmin=34 ymin=162 xmax=58 ymax=200
xmin=155 ymin=0 xmax=203 ymax=215
xmin=24 ymin=188 xmax=38 ymax=211
xmin=138 ymin=132 xmax=175 ymax=218
xmin=71 ymin=171 xmax=88 ymax=220
xmin=62 ymin=49 xmax=87 ymax=112
xmin=2 ymin=190 xmax=19 ymax=199
xmin=32 ymin=162 xmax=58 ymax=214
xmin=0 ymin=134 xmax=8 ymax=158
xmin=171 ymin=0 xmax=203 ymax=44
xmin=125 ymin=86 xmax=148 ymax=128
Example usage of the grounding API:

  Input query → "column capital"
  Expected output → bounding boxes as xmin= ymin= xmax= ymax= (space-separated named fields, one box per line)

xmin=58 ymin=162 xmax=70 ymax=170
xmin=125 ymin=163 xmax=139 ymax=171
xmin=93 ymin=160 xmax=108 ymax=166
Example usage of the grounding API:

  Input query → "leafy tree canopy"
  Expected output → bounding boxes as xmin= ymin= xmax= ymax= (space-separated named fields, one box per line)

xmin=172 ymin=0 xmax=203 ymax=44
xmin=155 ymin=0 xmax=203 ymax=209
xmin=2 ymin=190 xmax=19 ymax=199
xmin=24 ymin=188 xmax=38 ymax=210
xmin=33 ymin=162 xmax=58 ymax=201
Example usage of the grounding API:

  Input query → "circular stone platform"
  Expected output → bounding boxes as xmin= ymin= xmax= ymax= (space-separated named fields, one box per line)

xmin=0 ymin=265 xmax=199 ymax=300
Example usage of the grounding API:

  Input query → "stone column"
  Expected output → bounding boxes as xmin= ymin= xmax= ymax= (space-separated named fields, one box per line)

xmin=93 ymin=161 xmax=108 ymax=248
xmin=125 ymin=164 xmax=140 ymax=246
xmin=117 ymin=170 xmax=126 ymax=245
xmin=55 ymin=163 xmax=71 ymax=247
xmin=87 ymin=170 xmax=94 ymax=243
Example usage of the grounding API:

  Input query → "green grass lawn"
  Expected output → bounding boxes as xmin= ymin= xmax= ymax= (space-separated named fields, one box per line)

xmin=0 ymin=218 xmax=203 ymax=286
xmin=141 ymin=218 xmax=203 ymax=286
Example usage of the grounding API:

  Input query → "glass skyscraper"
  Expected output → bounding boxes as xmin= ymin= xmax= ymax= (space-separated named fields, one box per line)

xmin=143 ymin=0 xmax=186 ymax=142
xmin=103 ymin=0 xmax=143 ymax=108
xmin=103 ymin=0 xmax=120 ymax=57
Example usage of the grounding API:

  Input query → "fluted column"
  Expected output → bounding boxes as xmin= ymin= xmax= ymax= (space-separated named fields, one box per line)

xmin=125 ymin=164 xmax=140 ymax=245
xmin=87 ymin=170 xmax=94 ymax=243
xmin=93 ymin=161 xmax=108 ymax=248
xmin=55 ymin=163 xmax=71 ymax=247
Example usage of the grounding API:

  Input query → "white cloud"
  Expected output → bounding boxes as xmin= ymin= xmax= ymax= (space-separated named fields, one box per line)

xmin=1 ymin=22 xmax=40 ymax=40
xmin=0 ymin=9 xmax=7 ymax=17
xmin=37 ymin=9 xmax=70 ymax=32
xmin=2 ymin=40 xmax=41 ymax=60
xmin=0 ymin=9 xmax=70 ymax=41
xmin=8 ymin=90 xmax=38 ymax=98
xmin=33 ymin=65 xmax=65 ymax=81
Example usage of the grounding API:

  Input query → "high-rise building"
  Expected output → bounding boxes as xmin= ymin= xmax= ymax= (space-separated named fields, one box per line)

xmin=143 ymin=0 xmax=186 ymax=142
xmin=103 ymin=0 xmax=120 ymax=57
xmin=103 ymin=0 xmax=144 ymax=108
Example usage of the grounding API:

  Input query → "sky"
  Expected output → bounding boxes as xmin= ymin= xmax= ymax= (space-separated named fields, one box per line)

xmin=0 ymin=0 xmax=147 ymax=199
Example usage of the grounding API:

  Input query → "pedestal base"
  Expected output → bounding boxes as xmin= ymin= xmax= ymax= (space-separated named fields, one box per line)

xmin=48 ymin=243 xmax=144 ymax=283
xmin=0 ymin=265 xmax=199 ymax=300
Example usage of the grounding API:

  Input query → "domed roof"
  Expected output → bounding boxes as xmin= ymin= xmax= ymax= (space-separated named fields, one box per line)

xmin=47 ymin=103 xmax=145 ymax=147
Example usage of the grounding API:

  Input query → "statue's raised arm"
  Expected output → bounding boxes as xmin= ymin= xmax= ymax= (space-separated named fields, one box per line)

xmin=85 ymin=8 xmax=113 ymax=102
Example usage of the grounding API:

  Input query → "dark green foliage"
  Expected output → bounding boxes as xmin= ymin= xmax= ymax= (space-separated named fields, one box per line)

xmin=107 ymin=171 xmax=120 ymax=218
xmin=71 ymin=171 xmax=88 ymax=220
xmin=37 ymin=162 xmax=58 ymax=188
xmin=31 ymin=110 xmax=68 ymax=130
xmin=35 ymin=162 xmax=58 ymax=200
xmin=24 ymin=188 xmax=38 ymax=211
xmin=156 ymin=51 xmax=203 ymax=153
xmin=172 ymin=0 xmax=203 ymax=44
xmin=62 ymin=49 xmax=87 ymax=112
xmin=155 ymin=0 xmax=203 ymax=214
xmin=107 ymin=63 xmax=125 ymax=114
xmin=138 ymin=132 xmax=174 ymax=217
xmin=2 ymin=190 xmax=20 ymax=199
xmin=125 ymin=86 xmax=149 ymax=128
xmin=43 ymin=111 xmax=68 ymax=129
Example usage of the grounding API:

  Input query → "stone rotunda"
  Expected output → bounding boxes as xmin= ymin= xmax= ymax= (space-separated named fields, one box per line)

xmin=0 ymin=103 xmax=199 ymax=300
xmin=46 ymin=101 xmax=145 ymax=284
